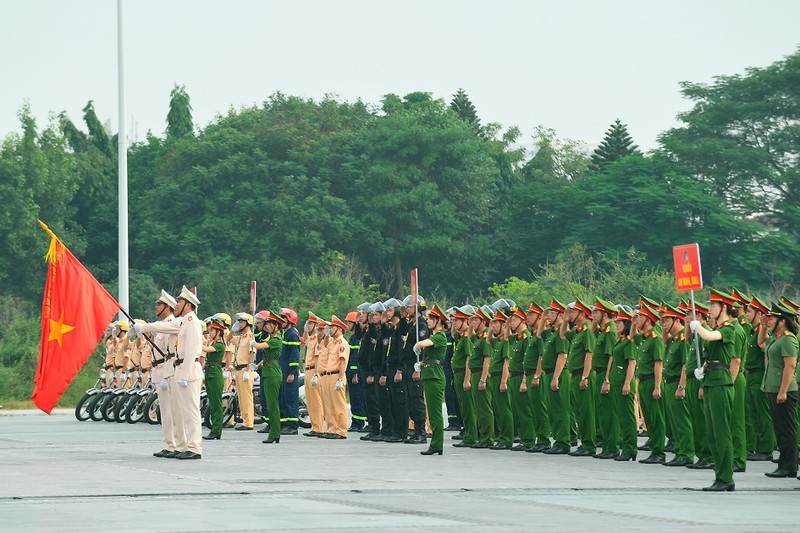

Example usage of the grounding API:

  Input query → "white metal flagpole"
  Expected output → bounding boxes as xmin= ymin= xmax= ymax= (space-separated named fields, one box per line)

xmin=117 ymin=0 xmax=129 ymax=318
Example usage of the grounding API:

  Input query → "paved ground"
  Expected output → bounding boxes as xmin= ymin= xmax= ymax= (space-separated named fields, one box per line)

xmin=1 ymin=409 xmax=798 ymax=532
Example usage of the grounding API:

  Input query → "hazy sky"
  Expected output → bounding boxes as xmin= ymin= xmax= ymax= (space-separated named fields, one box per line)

xmin=2 ymin=1 xmax=798 ymax=150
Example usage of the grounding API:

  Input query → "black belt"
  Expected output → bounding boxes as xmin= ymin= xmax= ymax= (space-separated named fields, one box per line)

xmin=306 ymin=365 xmax=315 ymax=370
xmin=114 ymin=365 xmax=123 ymax=370
xmin=235 ymin=364 xmax=248 ymax=370
xmin=570 ymin=369 xmax=584 ymax=377
xmin=686 ymin=373 xmax=696 ymax=381
xmin=593 ymin=367 xmax=605 ymax=374
xmin=745 ymin=368 xmax=763 ymax=375
xmin=705 ymin=363 xmax=729 ymax=371
xmin=510 ymin=371 xmax=525 ymax=377
xmin=469 ymin=368 xmax=483 ymax=373
xmin=542 ymin=368 xmax=555 ymax=374
xmin=639 ymin=373 xmax=655 ymax=381
xmin=665 ymin=376 xmax=680 ymax=384
xmin=174 ymin=358 xmax=184 ymax=366
xmin=320 ymin=370 xmax=338 ymax=376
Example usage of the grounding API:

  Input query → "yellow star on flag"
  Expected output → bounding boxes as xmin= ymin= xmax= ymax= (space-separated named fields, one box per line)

xmin=48 ymin=311 xmax=75 ymax=348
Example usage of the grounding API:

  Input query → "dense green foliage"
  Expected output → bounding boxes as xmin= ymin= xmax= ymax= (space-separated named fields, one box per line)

xmin=2 ymin=49 xmax=799 ymax=404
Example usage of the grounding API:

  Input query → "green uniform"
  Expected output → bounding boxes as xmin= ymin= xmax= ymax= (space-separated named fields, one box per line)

xmin=542 ymin=327 xmax=571 ymax=450
xmin=489 ymin=336 xmax=513 ymax=446
xmin=702 ymin=320 xmax=736 ymax=484
xmin=663 ymin=332 xmax=693 ymax=462
xmin=260 ymin=332 xmax=284 ymax=441
xmin=525 ymin=332 xmax=550 ymax=446
xmin=508 ymin=331 xmax=535 ymax=448
xmin=611 ymin=336 xmax=638 ymax=457
xmin=469 ymin=333 xmax=494 ymax=446
xmin=422 ymin=330 xmax=447 ymax=450
xmin=685 ymin=324 xmax=713 ymax=463
xmin=744 ymin=322 xmax=775 ymax=454
xmin=567 ymin=321 xmax=596 ymax=452
xmin=636 ymin=326 xmax=665 ymax=457
xmin=762 ymin=331 xmax=799 ymax=473
xmin=730 ymin=319 xmax=748 ymax=471
xmin=204 ymin=339 xmax=226 ymax=438
xmin=451 ymin=331 xmax=477 ymax=444
xmin=593 ymin=321 xmax=617 ymax=454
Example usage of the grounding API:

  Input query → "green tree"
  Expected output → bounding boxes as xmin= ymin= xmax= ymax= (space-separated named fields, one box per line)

xmin=166 ymin=84 xmax=194 ymax=138
xmin=590 ymin=119 xmax=640 ymax=171
xmin=450 ymin=88 xmax=484 ymax=138
xmin=658 ymin=49 xmax=800 ymax=267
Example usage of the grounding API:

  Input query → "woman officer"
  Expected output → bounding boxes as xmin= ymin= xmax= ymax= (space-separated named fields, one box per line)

xmin=414 ymin=304 xmax=449 ymax=456
xmin=759 ymin=302 xmax=799 ymax=478
xmin=254 ymin=310 xmax=286 ymax=444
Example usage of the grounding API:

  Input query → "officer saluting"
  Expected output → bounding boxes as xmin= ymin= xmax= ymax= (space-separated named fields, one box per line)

xmin=138 ymin=286 xmax=204 ymax=459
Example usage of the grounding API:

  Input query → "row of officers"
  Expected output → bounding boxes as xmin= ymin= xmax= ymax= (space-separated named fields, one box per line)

xmin=107 ymin=286 xmax=800 ymax=493
xmin=342 ymin=290 xmax=800 ymax=493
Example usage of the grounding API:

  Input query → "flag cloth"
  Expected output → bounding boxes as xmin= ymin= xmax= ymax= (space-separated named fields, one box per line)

xmin=32 ymin=220 xmax=121 ymax=414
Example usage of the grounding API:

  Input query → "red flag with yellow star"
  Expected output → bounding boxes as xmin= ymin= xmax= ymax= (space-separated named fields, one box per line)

xmin=32 ymin=220 xmax=121 ymax=413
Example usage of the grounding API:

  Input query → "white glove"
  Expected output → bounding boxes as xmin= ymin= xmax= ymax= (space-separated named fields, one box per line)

xmin=160 ymin=378 xmax=169 ymax=391
xmin=243 ymin=371 xmax=250 ymax=382
xmin=249 ymin=363 xmax=257 ymax=371
xmin=414 ymin=362 xmax=422 ymax=372
xmin=335 ymin=378 xmax=343 ymax=390
xmin=119 ymin=372 xmax=127 ymax=381
xmin=310 ymin=374 xmax=318 ymax=385
xmin=694 ymin=367 xmax=705 ymax=380
xmin=100 ymin=370 xmax=106 ymax=379
xmin=133 ymin=323 xmax=143 ymax=334
xmin=231 ymin=322 xmax=241 ymax=333
xmin=223 ymin=370 xmax=230 ymax=379
xmin=413 ymin=346 xmax=422 ymax=356
xmin=249 ymin=339 xmax=256 ymax=350
xmin=689 ymin=320 xmax=700 ymax=332
xmin=178 ymin=379 xmax=188 ymax=388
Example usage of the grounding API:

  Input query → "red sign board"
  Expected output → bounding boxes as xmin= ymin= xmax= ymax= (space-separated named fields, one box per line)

xmin=410 ymin=268 xmax=418 ymax=307
xmin=673 ymin=244 xmax=703 ymax=292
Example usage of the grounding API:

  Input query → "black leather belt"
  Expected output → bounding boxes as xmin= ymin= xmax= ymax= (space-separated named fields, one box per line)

xmin=639 ymin=373 xmax=655 ymax=381
xmin=542 ymin=368 xmax=555 ymax=374
xmin=235 ymin=364 xmax=248 ymax=370
xmin=469 ymin=368 xmax=483 ymax=373
xmin=705 ymin=363 xmax=729 ymax=371
xmin=665 ymin=376 xmax=680 ymax=384
xmin=570 ymin=369 xmax=584 ymax=377
xmin=320 ymin=370 xmax=338 ymax=376
xmin=593 ymin=367 xmax=605 ymax=374
xmin=306 ymin=365 xmax=315 ymax=370
xmin=686 ymin=373 xmax=696 ymax=381
xmin=114 ymin=365 xmax=123 ymax=370
xmin=745 ymin=368 xmax=764 ymax=375
xmin=510 ymin=371 xmax=525 ymax=377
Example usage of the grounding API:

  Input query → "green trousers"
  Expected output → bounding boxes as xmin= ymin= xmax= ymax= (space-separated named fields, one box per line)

xmin=548 ymin=371 xmax=572 ymax=450
xmin=470 ymin=372 xmax=494 ymax=445
xmin=509 ymin=374 xmax=535 ymax=447
xmin=204 ymin=365 xmax=224 ymax=437
xmin=663 ymin=380 xmax=694 ymax=461
xmin=638 ymin=377 xmax=665 ymax=456
xmin=527 ymin=373 xmax=551 ymax=446
xmin=704 ymin=384 xmax=734 ymax=483
xmin=731 ymin=373 xmax=747 ymax=470
xmin=261 ymin=364 xmax=282 ymax=440
xmin=745 ymin=370 xmax=775 ymax=453
xmin=596 ymin=373 xmax=618 ymax=453
xmin=489 ymin=375 xmax=514 ymax=446
xmin=685 ymin=377 xmax=713 ymax=463
xmin=452 ymin=370 xmax=476 ymax=444
xmin=423 ymin=367 xmax=446 ymax=450
xmin=570 ymin=371 xmax=596 ymax=452
xmin=612 ymin=379 xmax=637 ymax=456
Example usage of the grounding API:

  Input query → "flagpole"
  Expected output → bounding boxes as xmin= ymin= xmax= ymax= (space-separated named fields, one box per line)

xmin=117 ymin=0 xmax=129 ymax=320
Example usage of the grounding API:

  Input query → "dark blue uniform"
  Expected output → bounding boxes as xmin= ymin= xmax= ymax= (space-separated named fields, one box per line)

xmin=279 ymin=326 xmax=301 ymax=430
xmin=444 ymin=331 xmax=461 ymax=430
xmin=347 ymin=329 xmax=366 ymax=430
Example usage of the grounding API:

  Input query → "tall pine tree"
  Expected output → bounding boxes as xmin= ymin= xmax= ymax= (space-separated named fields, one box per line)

xmin=450 ymin=88 xmax=485 ymax=139
xmin=166 ymin=84 xmax=194 ymax=138
xmin=590 ymin=119 xmax=640 ymax=171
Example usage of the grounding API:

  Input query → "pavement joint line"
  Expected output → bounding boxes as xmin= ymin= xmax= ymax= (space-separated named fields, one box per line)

xmin=0 ymin=492 xmax=251 ymax=503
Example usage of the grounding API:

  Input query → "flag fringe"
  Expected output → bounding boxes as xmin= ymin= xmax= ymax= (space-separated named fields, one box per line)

xmin=37 ymin=219 xmax=60 ymax=263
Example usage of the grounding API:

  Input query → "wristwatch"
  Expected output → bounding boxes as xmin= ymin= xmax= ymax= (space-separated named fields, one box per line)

xmin=581 ymin=376 xmax=588 ymax=381
xmin=603 ymin=379 xmax=610 ymax=384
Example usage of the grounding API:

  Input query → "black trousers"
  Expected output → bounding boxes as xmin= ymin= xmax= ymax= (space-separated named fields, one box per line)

xmin=377 ymin=379 xmax=395 ymax=437
xmin=767 ymin=390 xmax=798 ymax=473
xmin=362 ymin=373 xmax=381 ymax=433
xmin=389 ymin=375 xmax=408 ymax=438
xmin=444 ymin=365 xmax=461 ymax=428
xmin=404 ymin=362 xmax=427 ymax=431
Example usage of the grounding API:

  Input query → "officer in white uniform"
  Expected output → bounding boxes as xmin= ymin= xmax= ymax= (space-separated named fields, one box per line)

xmin=137 ymin=286 xmax=204 ymax=459
xmin=138 ymin=290 xmax=179 ymax=458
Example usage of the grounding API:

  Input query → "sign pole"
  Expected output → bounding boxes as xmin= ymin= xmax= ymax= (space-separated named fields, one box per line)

xmin=411 ymin=268 xmax=420 ymax=362
xmin=690 ymin=289 xmax=702 ymax=372
xmin=673 ymin=243 xmax=704 ymax=380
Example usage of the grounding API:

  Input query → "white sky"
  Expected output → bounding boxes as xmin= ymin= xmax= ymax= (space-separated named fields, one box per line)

xmin=1 ymin=0 xmax=798 ymax=150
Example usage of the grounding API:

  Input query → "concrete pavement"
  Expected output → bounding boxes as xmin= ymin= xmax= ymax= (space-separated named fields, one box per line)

xmin=0 ymin=409 xmax=798 ymax=531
